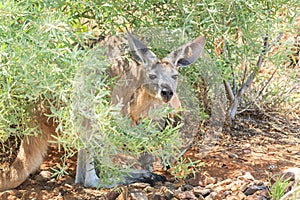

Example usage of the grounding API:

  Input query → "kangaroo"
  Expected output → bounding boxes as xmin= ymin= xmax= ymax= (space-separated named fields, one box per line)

xmin=0 ymin=31 xmax=206 ymax=191
xmin=75 ymin=32 xmax=206 ymax=187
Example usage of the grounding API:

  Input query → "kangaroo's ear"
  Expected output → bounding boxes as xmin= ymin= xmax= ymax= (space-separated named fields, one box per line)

xmin=127 ymin=31 xmax=158 ymax=66
xmin=163 ymin=36 xmax=206 ymax=67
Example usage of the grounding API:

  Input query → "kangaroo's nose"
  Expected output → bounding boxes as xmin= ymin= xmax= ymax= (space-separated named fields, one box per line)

xmin=161 ymin=86 xmax=173 ymax=102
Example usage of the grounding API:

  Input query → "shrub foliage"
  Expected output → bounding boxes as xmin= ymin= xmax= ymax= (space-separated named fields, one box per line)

xmin=0 ymin=0 xmax=299 ymax=184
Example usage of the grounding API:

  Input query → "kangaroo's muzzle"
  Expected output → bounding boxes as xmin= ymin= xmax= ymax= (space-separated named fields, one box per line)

xmin=161 ymin=86 xmax=173 ymax=102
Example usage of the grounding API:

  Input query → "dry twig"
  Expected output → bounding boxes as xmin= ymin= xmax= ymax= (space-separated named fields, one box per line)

xmin=227 ymin=33 xmax=283 ymax=122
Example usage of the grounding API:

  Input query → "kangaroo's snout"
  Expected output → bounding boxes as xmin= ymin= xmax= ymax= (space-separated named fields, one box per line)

xmin=161 ymin=85 xmax=173 ymax=102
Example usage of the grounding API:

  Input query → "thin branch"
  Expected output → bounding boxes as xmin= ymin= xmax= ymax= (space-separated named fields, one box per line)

xmin=230 ymin=65 xmax=237 ymax=95
xmin=241 ymin=60 xmax=248 ymax=93
xmin=229 ymin=33 xmax=283 ymax=121
xmin=270 ymin=32 xmax=284 ymax=49
xmin=237 ymin=68 xmax=277 ymax=114
xmin=240 ymin=33 xmax=283 ymax=97
xmin=257 ymin=68 xmax=277 ymax=99
xmin=223 ymin=80 xmax=234 ymax=102
xmin=236 ymin=36 xmax=269 ymax=103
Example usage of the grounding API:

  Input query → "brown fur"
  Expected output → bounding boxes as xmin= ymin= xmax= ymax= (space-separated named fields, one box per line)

xmin=129 ymin=86 xmax=181 ymax=124
xmin=0 ymin=110 xmax=57 ymax=191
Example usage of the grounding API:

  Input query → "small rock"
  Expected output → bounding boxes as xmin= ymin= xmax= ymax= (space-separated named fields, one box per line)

xmin=245 ymin=195 xmax=267 ymax=200
xmin=164 ymin=181 xmax=180 ymax=191
xmin=130 ymin=182 xmax=150 ymax=189
xmin=284 ymin=167 xmax=300 ymax=181
xmin=176 ymin=191 xmax=197 ymax=199
xmin=236 ymin=191 xmax=247 ymax=199
xmin=255 ymin=189 xmax=269 ymax=199
xmin=151 ymin=193 xmax=164 ymax=200
xmin=40 ymin=170 xmax=52 ymax=179
xmin=37 ymin=190 xmax=50 ymax=199
xmin=226 ymin=180 xmax=248 ymax=192
xmin=48 ymin=178 xmax=57 ymax=183
xmin=209 ymin=178 xmax=232 ymax=190
xmin=193 ymin=186 xmax=212 ymax=197
xmin=229 ymin=153 xmax=239 ymax=159
xmin=160 ymin=186 xmax=174 ymax=199
xmin=198 ymin=195 xmax=205 ymax=200
xmin=15 ymin=190 xmax=25 ymax=199
xmin=244 ymin=143 xmax=251 ymax=148
xmin=205 ymin=191 xmax=220 ymax=200
xmin=0 ymin=191 xmax=13 ymax=199
xmin=230 ymin=185 xmax=238 ymax=192
xmin=144 ymin=186 xmax=156 ymax=193
xmin=226 ymin=191 xmax=246 ymax=200
xmin=238 ymin=172 xmax=255 ymax=181
xmin=130 ymin=189 xmax=148 ymax=200
xmin=223 ymin=190 xmax=232 ymax=197
xmin=204 ymin=176 xmax=217 ymax=186
xmin=243 ymin=149 xmax=251 ymax=154
xmin=185 ymin=173 xmax=216 ymax=187
xmin=64 ymin=183 xmax=74 ymax=189
xmin=243 ymin=185 xmax=267 ymax=196
xmin=180 ymin=184 xmax=193 ymax=191
xmin=106 ymin=190 xmax=120 ymax=200
xmin=116 ymin=188 xmax=128 ymax=200
xmin=240 ymin=182 xmax=251 ymax=192
xmin=43 ymin=185 xmax=52 ymax=190
xmin=225 ymin=196 xmax=239 ymax=200
xmin=33 ymin=171 xmax=50 ymax=182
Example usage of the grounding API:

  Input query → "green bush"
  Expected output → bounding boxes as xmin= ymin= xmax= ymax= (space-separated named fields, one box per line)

xmin=1 ymin=0 xmax=299 ymax=185
xmin=1 ymin=1 xmax=84 ymax=142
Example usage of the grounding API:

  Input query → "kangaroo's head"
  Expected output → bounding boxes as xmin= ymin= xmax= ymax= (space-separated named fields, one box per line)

xmin=127 ymin=32 xmax=206 ymax=103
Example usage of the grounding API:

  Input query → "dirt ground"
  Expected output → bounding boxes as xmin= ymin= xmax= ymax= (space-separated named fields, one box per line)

xmin=1 ymin=109 xmax=299 ymax=200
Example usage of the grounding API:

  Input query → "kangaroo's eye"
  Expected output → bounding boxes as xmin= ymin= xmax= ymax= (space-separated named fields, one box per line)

xmin=172 ymin=75 xmax=178 ymax=80
xmin=149 ymin=74 xmax=157 ymax=80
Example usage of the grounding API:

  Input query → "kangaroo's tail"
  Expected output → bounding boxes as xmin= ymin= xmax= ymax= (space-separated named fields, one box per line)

xmin=0 ymin=112 xmax=56 ymax=191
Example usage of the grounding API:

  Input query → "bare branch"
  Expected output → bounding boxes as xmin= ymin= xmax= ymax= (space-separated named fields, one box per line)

xmin=257 ymin=68 xmax=277 ymax=99
xmin=230 ymin=65 xmax=237 ymax=95
xmin=237 ymin=69 xmax=277 ymax=114
xmin=270 ymin=33 xmax=284 ymax=49
xmin=223 ymin=80 xmax=234 ymax=102
xmin=228 ymin=33 xmax=283 ymax=121
xmin=241 ymin=61 xmax=248 ymax=92
xmin=239 ymin=33 xmax=283 ymax=99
